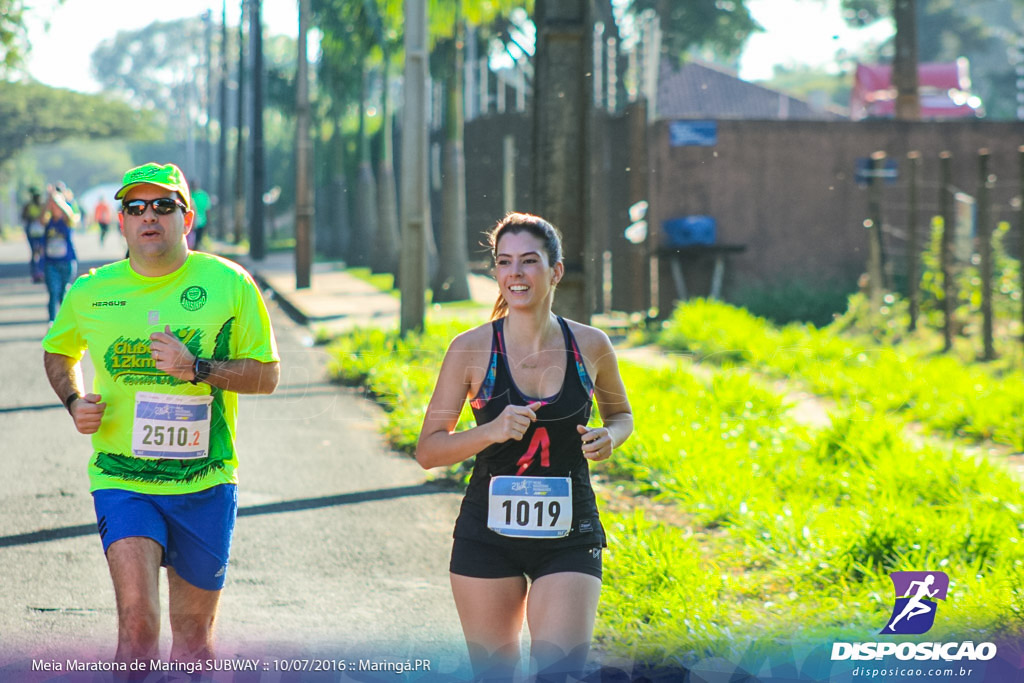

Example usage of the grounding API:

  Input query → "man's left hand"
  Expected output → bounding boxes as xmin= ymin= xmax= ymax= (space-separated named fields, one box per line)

xmin=150 ymin=324 xmax=195 ymax=381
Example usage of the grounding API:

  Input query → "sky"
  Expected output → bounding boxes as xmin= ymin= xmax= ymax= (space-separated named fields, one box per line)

xmin=739 ymin=0 xmax=893 ymax=81
xmin=21 ymin=0 xmax=893 ymax=93
xmin=23 ymin=0 xmax=299 ymax=93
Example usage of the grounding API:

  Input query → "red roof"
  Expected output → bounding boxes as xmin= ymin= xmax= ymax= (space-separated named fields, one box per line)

xmin=850 ymin=59 xmax=982 ymax=120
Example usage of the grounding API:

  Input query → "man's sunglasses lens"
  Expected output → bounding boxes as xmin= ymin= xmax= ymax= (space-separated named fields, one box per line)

xmin=123 ymin=198 xmax=184 ymax=216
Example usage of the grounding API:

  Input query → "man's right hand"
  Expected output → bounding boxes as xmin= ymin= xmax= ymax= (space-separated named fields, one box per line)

xmin=71 ymin=393 xmax=106 ymax=434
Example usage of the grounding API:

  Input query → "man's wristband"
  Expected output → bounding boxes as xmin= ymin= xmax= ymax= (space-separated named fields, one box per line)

xmin=64 ymin=392 xmax=80 ymax=414
xmin=190 ymin=357 xmax=213 ymax=385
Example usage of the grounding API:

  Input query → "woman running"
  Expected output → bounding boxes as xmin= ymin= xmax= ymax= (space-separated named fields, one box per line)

xmin=416 ymin=212 xmax=633 ymax=681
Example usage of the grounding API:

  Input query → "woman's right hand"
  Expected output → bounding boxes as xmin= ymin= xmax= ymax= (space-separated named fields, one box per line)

xmin=489 ymin=401 xmax=542 ymax=443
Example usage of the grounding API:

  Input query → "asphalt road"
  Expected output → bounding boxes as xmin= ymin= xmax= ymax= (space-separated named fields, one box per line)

xmin=0 ymin=230 xmax=469 ymax=680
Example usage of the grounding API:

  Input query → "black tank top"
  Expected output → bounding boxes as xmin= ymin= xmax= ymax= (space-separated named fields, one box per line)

xmin=452 ymin=316 xmax=606 ymax=547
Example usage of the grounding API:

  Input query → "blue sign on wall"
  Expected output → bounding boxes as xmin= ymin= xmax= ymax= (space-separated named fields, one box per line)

xmin=669 ymin=120 xmax=718 ymax=147
xmin=854 ymin=157 xmax=899 ymax=186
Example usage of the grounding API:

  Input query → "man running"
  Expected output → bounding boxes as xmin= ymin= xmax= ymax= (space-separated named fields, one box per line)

xmin=189 ymin=180 xmax=211 ymax=250
xmin=21 ymin=186 xmax=45 ymax=282
xmin=94 ymin=197 xmax=114 ymax=245
xmin=42 ymin=162 xmax=280 ymax=666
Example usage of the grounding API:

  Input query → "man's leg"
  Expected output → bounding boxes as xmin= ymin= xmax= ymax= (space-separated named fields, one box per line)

xmin=163 ymin=484 xmax=236 ymax=662
xmin=167 ymin=568 xmax=222 ymax=661
xmin=106 ymin=537 xmax=163 ymax=664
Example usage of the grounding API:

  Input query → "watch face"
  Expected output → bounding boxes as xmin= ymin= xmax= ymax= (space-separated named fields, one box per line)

xmin=192 ymin=359 xmax=212 ymax=384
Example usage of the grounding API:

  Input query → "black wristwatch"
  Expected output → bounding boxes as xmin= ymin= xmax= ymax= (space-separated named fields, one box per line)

xmin=190 ymin=357 xmax=213 ymax=385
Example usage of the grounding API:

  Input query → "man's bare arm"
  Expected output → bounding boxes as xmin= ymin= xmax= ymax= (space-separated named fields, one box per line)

xmin=43 ymin=351 xmax=83 ymax=407
xmin=43 ymin=351 xmax=106 ymax=434
xmin=189 ymin=358 xmax=281 ymax=395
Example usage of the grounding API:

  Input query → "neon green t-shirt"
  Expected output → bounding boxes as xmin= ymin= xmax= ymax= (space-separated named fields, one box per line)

xmin=42 ymin=252 xmax=279 ymax=495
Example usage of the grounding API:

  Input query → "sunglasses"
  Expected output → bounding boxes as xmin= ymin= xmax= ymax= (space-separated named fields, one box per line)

xmin=121 ymin=197 xmax=187 ymax=216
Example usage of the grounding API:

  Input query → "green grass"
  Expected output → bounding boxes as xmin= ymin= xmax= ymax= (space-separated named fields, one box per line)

xmin=344 ymin=267 xmax=399 ymax=297
xmin=657 ymin=298 xmax=1024 ymax=450
xmin=597 ymin=360 xmax=1024 ymax=655
xmin=325 ymin=319 xmax=479 ymax=478
xmin=733 ymin=277 xmax=854 ymax=327
xmin=343 ymin=267 xmax=496 ymax=317
xmin=325 ymin=318 xmax=1024 ymax=665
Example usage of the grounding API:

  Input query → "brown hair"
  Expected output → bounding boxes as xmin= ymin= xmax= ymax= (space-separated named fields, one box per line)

xmin=487 ymin=212 xmax=563 ymax=320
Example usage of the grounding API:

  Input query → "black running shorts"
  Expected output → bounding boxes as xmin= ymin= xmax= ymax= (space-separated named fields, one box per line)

xmin=450 ymin=536 xmax=602 ymax=581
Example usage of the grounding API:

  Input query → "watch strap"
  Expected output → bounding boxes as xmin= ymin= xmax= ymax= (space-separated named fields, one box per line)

xmin=190 ymin=357 xmax=212 ymax=385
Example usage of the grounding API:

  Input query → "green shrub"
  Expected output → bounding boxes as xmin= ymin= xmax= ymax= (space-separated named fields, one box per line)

xmin=733 ymin=278 xmax=855 ymax=327
xmin=658 ymin=298 xmax=1024 ymax=450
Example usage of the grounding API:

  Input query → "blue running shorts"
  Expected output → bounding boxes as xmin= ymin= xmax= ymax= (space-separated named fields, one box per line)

xmin=92 ymin=484 xmax=238 ymax=591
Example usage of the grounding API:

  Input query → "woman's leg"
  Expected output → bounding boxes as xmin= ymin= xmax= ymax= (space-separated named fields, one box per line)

xmin=526 ymin=572 xmax=602 ymax=681
xmin=451 ymin=573 xmax=528 ymax=681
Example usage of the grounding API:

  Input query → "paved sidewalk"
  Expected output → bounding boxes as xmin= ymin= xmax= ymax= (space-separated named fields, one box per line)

xmin=215 ymin=244 xmax=498 ymax=335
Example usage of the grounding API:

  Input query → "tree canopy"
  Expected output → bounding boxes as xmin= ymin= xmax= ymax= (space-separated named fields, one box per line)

xmin=624 ymin=0 xmax=761 ymax=65
xmin=0 ymin=81 xmax=153 ymax=166
xmin=91 ymin=17 xmax=209 ymax=117
xmin=0 ymin=0 xmax=34 ymax=71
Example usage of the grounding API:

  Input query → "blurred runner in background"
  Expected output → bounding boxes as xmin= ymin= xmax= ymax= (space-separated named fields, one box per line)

xmin=21 ymin=186 xmax=46 ymax=283
xmin=189 ymin=179 xmax=211 ymax=250
xmin=41 ymin=187 xmax=79 ymax=324
xmin=94 ymin=196 xmax=114 ymax=245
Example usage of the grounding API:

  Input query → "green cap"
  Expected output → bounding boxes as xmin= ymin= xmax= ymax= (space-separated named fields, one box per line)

xmin=114 ymin=162 xmax=191 ymax=209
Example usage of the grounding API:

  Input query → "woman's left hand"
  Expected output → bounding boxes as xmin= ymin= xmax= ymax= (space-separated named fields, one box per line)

xmin=577 ymin=424 xmax=613 ymax=461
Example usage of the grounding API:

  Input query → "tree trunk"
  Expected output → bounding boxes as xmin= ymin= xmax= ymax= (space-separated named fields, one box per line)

xmin=373 ymin=50 xmax=400 ymax=275
xmin=353 ymin=59 xmax=379 ymax=268
xmin=249 ymin=0 xmax=266 ymax=261
xmin=400 ymin=0 xmax=430 ymax=334
xmin=233 ymin=0 xmax=246 ymax=245
xmin=294 ymin=0 xmax=313 ymax=289
xmin=532 ymin=0 xmax=592 ymax=323
xmin=328 ymin=118 xmax=352 ymax=261
xmin=432 ymin=4 xmax=471 ymax=303
xmin=893 ymin=0 xmax=920 ymax=120
xmin=216 ymin=0 xmax=229 ymax=241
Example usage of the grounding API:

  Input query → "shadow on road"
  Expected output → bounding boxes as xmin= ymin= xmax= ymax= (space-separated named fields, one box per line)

xmin=0 ymin=403 xmax=61 ymax=414
xmin=236 ymin=482 xmax=455 ymax=518
xmin=0 ymin=337 xmax=48 ymax=345
xmin=0 ymin=258 xmax=117 ymax=282
xmin=0 ymin=300 xmax=45 ymax=311
xmin=0 ymin=482 xmax=456 ymax=549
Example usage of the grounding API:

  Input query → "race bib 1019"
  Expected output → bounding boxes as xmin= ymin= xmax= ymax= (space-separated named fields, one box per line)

xmin=487 ymin=476 xmax=572 ymax=538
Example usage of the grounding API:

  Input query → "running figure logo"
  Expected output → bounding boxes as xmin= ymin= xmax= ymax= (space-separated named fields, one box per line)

xmin=881 ymin=571 xmax=949 ymax=635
